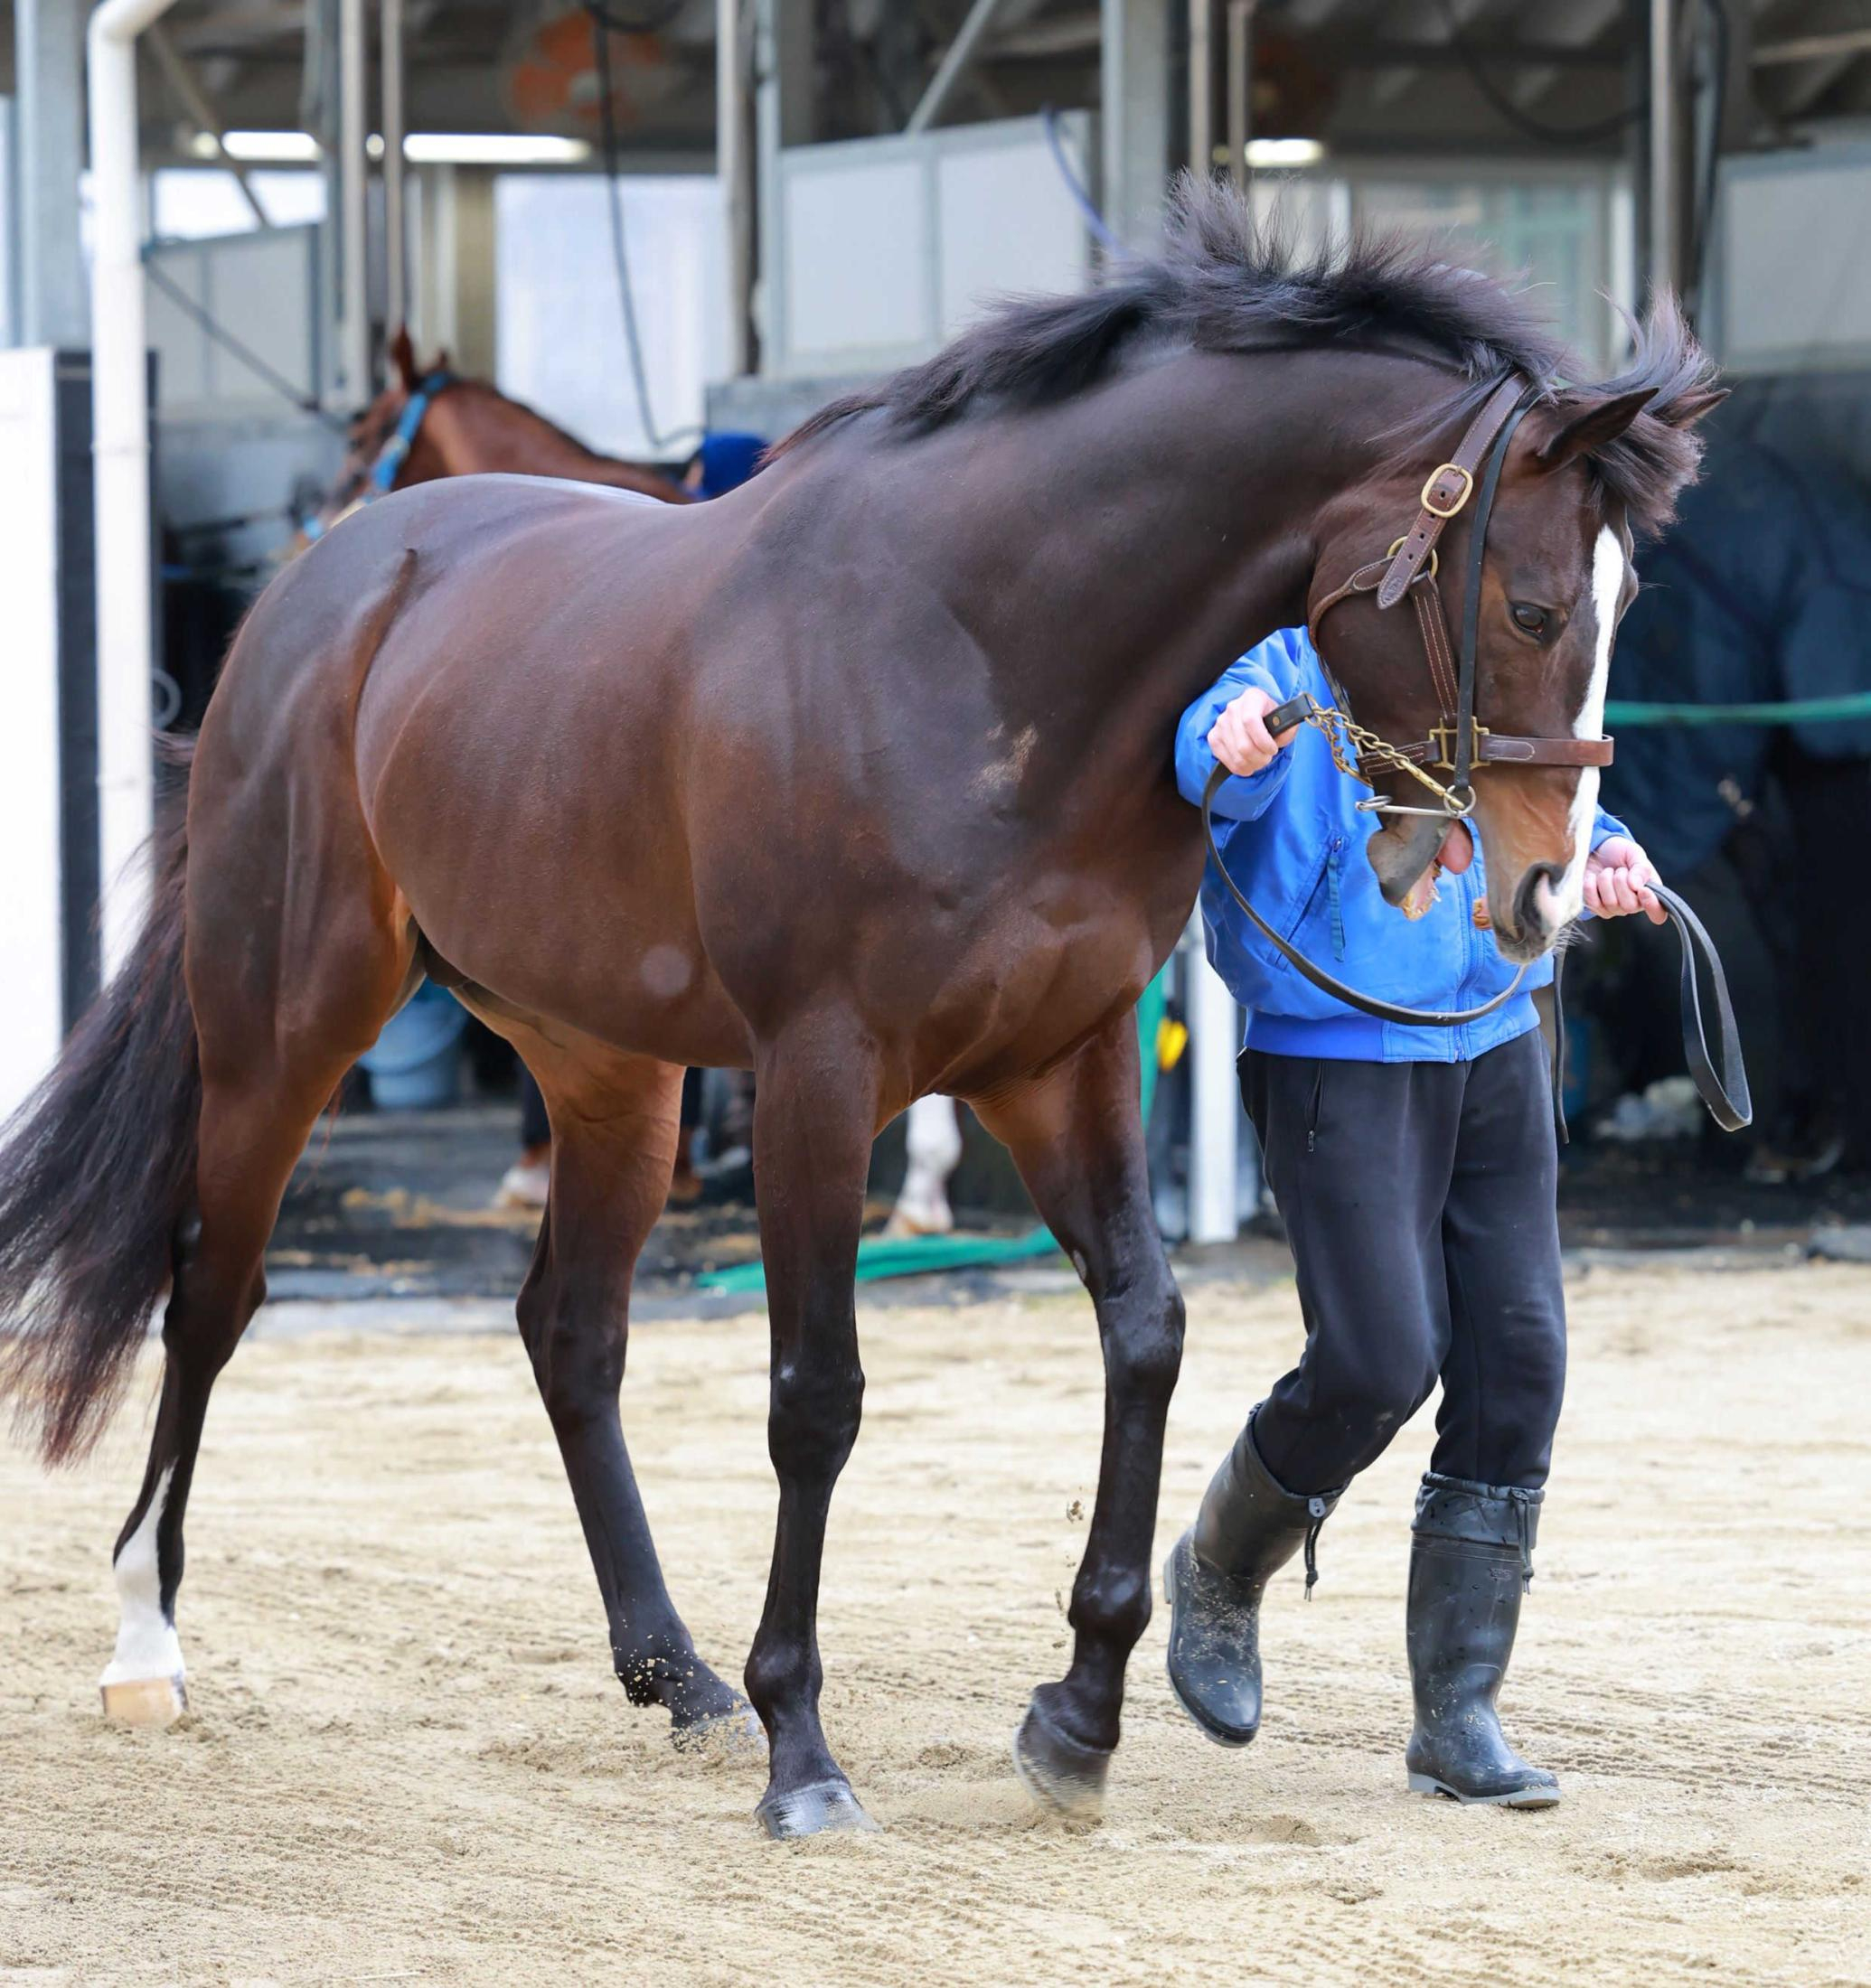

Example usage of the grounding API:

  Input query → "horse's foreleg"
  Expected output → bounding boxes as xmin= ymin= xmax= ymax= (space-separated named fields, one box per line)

xmin=971 ymin=1011 xmax=1186 ymax=1823
xmin=742 ymin=1022 xmax=879 ymax=1839
xmin=511 ymin=1039 xmax=757 ymax=1749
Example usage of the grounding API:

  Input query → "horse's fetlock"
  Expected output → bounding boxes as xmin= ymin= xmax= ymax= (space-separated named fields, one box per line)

xmin=1071 ymin=1565 xmax=1154 ymax=1650
xmin=745 ymin=1635 xmax=819 ymax=1722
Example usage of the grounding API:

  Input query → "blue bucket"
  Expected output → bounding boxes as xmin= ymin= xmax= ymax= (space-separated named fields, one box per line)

xmin=359 ymin=981 xmax=468 ymax=1110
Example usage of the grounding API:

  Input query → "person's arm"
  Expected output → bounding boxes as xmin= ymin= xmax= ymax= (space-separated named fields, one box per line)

xmin=1584 ymin=803 xmax=1667 ymax=924
xmin=1174 ymin=631 xmax=1307 ymax=824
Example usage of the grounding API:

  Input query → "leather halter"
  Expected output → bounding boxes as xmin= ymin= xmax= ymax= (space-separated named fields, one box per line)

xmin=1197 ymin=374 xmax=1752 ymax=1130
xmin=1306 ymin=376 xmax=1614 ymax=811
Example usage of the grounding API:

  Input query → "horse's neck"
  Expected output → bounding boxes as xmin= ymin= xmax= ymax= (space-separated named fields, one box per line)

xmin=948 ymin=348 xmax=1429 ymax=764
xmin=436 ymin=393 xmax=675 ymax=498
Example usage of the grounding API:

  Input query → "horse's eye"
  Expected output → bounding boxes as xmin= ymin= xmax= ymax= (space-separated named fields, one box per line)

xmin=1509 ymin=602 xmax=1548 ymax=637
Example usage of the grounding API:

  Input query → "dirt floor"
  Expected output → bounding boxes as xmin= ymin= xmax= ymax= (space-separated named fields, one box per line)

xmin=4 ymin=1258 xmax=1869 ymax=1986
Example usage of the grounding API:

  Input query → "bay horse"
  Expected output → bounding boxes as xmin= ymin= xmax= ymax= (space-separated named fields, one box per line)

xmin=0 ymin=182 xmax=1719 ymax=1839
xmin=304 ymin=324 xmax=689 ymax=539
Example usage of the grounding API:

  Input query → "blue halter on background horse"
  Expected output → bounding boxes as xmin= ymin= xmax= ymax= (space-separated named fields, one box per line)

xmin=302 ymin=368 xmax=456 ymax=541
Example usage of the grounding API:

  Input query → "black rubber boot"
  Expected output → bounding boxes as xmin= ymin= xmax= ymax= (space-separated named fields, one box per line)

xmin=1162 ymin=1411 xmax=1340 ymax=1747
xmin=1405 ymin=1473 xmax=1560 ymax=1808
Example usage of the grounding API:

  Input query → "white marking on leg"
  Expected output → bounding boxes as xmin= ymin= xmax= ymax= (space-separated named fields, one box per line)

xmin=891 ymin=1095 xmax=964 ymax=1235
xmin=1535 ymin=526 xmax=1622 ymax=930
xmin=99 ymin=1465 xmax=185 ymax=1687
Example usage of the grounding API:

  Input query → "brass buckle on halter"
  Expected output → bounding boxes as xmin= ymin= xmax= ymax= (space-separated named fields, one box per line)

xmin=1386 ymin=536 xmax=1438 ymax=580
xmin=1420 ymin=464 xmax=1474 ymax=519
xmin=1427 ymin=722 xmax=1487 ymax=771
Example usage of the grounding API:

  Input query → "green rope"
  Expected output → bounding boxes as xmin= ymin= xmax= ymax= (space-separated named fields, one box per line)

xmin=1605 ymin=691 xmax=1871 ymax=727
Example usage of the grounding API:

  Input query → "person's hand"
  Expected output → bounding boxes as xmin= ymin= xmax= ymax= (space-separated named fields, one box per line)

xmin=1584 ymin=835 xmax=1667 ymax=924
xmin=1208 ymin=687 xmax=1301 ymax=779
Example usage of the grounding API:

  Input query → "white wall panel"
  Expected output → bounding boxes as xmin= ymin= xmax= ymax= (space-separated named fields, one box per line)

xmin=770 ymin=115 xmax=1095 ymax=379
xmin=784 ymin=156 xmax=930 ymax=361
xmin=936 ymin=127 xmax=1089 ymax=338
xmin=0 ymin=351 xmax=67 ymax=1117
xmin=1716 ymin=148 xmax=1871 ymax=373
xmin=496 ymin=173 xmax=728 ymax=459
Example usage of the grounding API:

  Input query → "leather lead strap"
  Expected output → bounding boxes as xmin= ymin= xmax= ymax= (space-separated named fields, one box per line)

xmin=1201 ymin=759 xmax=1529 ymax=1028
xmin=1199 ymin=762 xmax=1752 ymax=1127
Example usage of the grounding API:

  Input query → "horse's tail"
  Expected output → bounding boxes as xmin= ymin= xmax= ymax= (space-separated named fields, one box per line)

xmin=0 ymin=737 xmax=202 ymax=1465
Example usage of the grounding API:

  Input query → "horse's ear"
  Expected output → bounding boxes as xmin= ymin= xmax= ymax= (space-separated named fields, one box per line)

xmin=1656 ymin=385 xmax=1730 ymax=430
xmin=1534 ymin=388 xmax=1657 ymax=472
xmin=390 ymin=324 xmax=418 ymax=389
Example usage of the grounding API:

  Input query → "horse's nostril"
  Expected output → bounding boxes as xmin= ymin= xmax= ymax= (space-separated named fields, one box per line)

xmin=1513 ymin=862 xmax=1565 ymax=939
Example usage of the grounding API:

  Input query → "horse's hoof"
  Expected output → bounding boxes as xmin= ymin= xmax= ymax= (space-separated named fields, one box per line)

xmin=756 ymin=1777 xmax=880 ymax=1840
xmin=1011 ymin=1699 xmax=1110 ymax=1825
xmin=99 ymin=1672 xmax=188 ymax=1729
xmin=672 ymin=1695 xmax=768 ymax=1759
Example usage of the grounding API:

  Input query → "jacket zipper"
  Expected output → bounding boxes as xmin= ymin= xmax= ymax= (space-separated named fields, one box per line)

xmin=1325 ymin=836 xmax=1346 ymax=961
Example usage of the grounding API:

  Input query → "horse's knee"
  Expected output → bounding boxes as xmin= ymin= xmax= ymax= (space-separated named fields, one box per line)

xmin=1101 ymin=1279 xmax=1185 ymax=1407
xmin=766 ymin=1354 xmax=864 ymax=1482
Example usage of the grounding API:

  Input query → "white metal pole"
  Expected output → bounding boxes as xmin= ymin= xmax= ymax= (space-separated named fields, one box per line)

xmin=88 ymin=0 xmax=183 ymax=978
xmin=339 ymin=0 xmax=371 ymax=396
xmin=382 ymin=0 xmax=407 ymax=335
xmin=17 ymin=0 xmax=90 ymax=346
xmin=1649 ymin=0 xmax=1678 ymax=297
xmin=1227 ymin=0 xmax=1254 ymax=192
xmin=717 ymin=0 xmax=751 ymax=376
xmin=1189 ymin=0 xmax=1213 ymax=174
xmin=1188 ymin=942 xmax=1240 ymax=1243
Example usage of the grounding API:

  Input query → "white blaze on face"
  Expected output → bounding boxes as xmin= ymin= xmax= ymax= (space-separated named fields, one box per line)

xmin=99 ymin=1465 xmax=186 ymax=1687
xmin=1534 ymin=524 xmax=1622 ymax=930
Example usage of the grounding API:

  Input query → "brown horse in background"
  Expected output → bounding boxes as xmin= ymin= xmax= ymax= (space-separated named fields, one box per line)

xmin=305 ymin=324 xmax=688 ymax=539
xmin=0 ymin=183 xmax=1720 ymax=1842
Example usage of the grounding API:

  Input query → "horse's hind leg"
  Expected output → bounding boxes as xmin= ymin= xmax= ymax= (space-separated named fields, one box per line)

xmin=507 ymin=1029 xmax=758 ymax=1748
xmin=102 ymin=1064 xmax=372 ymax=1722
xmin=104 ymin=798 xmax=412 ymax=1724
xmin=969 ymin=1009 xmax=1186 ymax=1822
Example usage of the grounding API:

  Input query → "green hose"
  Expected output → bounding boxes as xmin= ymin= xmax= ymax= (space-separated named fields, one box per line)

xmin=697 ymin=968 xmax=1172 ymax=1294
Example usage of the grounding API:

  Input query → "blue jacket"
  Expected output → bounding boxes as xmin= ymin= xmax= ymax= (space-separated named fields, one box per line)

xmin=1177 ymin=629 xmax=1629 ymax=1064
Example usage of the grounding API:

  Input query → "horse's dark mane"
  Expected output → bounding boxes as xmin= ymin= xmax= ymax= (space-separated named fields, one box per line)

xmin=773 ymin=175 xmax=1716 ymax=536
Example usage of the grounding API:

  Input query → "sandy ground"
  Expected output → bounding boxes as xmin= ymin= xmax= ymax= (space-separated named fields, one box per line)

xmin=4 ymin=1259 xmax=1869 ymax=1986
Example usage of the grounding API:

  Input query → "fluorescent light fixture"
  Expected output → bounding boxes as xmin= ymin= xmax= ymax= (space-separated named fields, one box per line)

xmin=1245 ymin=136 xmax=1325 ymax=169
xmin=210 ymin=129 xmax=324 ymax=163
xmin=184 ymin=130 xmax=592 ymax=168
xmin=401 ymin=134 xmax=592 ymax=165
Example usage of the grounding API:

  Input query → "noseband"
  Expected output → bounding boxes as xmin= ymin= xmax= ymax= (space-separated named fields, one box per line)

xmin=1198 ymin=373 xmax=1750 ymax=1130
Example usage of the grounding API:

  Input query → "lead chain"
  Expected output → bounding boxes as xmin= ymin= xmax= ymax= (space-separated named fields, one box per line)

xmin=1293 ymin=702 xmax=1471 ymax=816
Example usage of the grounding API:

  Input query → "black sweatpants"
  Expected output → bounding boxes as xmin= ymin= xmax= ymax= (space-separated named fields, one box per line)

xmin=1243 ymin=1027 xmax=1566 ymax=1498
